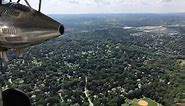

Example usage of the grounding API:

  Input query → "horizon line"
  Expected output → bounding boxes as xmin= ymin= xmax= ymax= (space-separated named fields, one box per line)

xmin=48 ymin=12 xmax=185 ymax=15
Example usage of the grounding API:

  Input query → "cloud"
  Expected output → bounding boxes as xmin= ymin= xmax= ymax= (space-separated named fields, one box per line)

xmin=161 ymin=0 xmax=173 ymax=2
xmin=7 ymin=0 xmax=185 ymax=14
xmin=93 ymin=0 xmax=111 ymax=5
xmin=68 ymin=0 xmax=80 ymax=4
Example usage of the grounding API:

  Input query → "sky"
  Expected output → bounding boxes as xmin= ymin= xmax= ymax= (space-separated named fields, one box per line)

xmin=7 ymin=0 xmax=185 ymax=14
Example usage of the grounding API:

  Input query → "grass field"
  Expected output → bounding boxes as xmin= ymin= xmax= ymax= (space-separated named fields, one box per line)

xmin=122 ymin=97 xmax=162 ymax=106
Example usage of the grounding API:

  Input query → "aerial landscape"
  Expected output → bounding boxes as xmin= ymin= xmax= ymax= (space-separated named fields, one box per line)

xmin=0 ymin=13 xmax=185 ymax=106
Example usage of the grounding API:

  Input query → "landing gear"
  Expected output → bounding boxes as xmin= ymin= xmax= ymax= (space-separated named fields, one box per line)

xmin=0 ymin=59 xmax=4 ymax=106
xmin=0 ymin=88 xmax=32 ymax=106
xmin=0 ymin=59 xmax=31 ymax=106
xmin=3 ymin=89 xmax=31 ymax=106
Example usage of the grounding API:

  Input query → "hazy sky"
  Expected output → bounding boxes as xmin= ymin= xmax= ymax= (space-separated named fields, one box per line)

xmin=8 ymin=0 xmax=185 ymax=14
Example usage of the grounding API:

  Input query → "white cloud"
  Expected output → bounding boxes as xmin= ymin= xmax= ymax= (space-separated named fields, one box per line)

xmin=7 ymin=0 xmax=185 ymax=14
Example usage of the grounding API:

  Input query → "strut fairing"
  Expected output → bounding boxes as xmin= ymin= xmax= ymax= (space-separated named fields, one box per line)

xmin=0 ymin=3 xmax=64 ymax=61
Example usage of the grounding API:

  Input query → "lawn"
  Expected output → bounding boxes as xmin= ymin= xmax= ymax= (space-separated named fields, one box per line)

xmin=122 ymin=97 xmax=162 ymax=106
